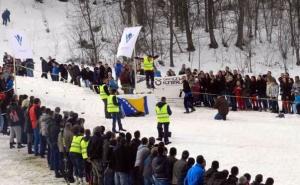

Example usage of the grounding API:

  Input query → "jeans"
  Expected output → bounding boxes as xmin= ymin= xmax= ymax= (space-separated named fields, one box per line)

xmin=50 ymin=144 xmax=61 ymax=176
xmin=145 ymin=71 xmax=154 ymax=88
xmin=27 ymin=133 xmax=33 ymax=154
xmin=70 ymin=152 xmax=84 ymax=178
xmin=144 ymin=176 xmax=154 ymax=185
xmin=90 ymin=159 xmax=104 ymax=185
xmin=184 ymin=94 xmax=194 ymax=112
xmin=111 ymin=113 xmax=123 ymax=132
xmin=215 ymin=113 xmax=226 ymax=120
xmin=83 ymin=80 xmax=90 ymax=88
xmin=270 ymin=99 xmax=279 ymax=113
xmin=114 ymin=172 xmax=129 ymax=185
xmin=104 ymin=167 xmax=115 ymax=185
xmin=157 ymin=123 xmax=169 ymax=143
xmin=153 ymin=177 xmax=170 ymax=185
xmin=33 ymin=128 xmax=40 ymax=155
xmin=0 ymin=113 xmax=4 ymax=132
xmin=39 ymin=135 xmax=47 ymax=156
xmin=27 ymin=69 xmax=34 ymax=77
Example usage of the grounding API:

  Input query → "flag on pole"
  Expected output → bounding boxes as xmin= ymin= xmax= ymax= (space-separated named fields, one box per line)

xmin=117 ymin=26 xmax=142 ymax=58
xmin=8 ymin=30 xmax=33 ymax=59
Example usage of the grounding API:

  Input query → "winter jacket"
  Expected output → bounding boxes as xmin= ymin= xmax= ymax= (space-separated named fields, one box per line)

xmin=134 ymin=144 xmax=150 ymax=167
xmin=63 ymin=127 xmax=74 ymax=152
xmin=38 ymin=113 xmax=51 ymax=136
xmin=152 ymin=155 xmax=170 ymax=180
xmin=204 ymin=168 xmax=218 ymax=185
xmin=29 ymin=104 xmax=41 ymax=129
xmin=172 ymin=159 xmax=187 ymax=185
xmin=214 ymin=96 xmax=229 ymax=116
xmin=6 ymin=79 xmax=13 ymax=91
xmin=41 ymin=59 xmax=49 ymax=72
xmin=102 ymin=138 xmax=110 ymax=164
xmin=143 ymin=155 xmax=155 ymax=178
xmin=256 ymin=79 xmax=267 ymax=96
xmin=7 ymin=102 xmax=22 ymax=127
xmin=87 ymin=133 xmax=103 ymax=160
xmin=52 ymin=66 xmax=60 ymax=75
xmin=208 ymin=171 xmax=227 ymax=185
xmin=168 ymin=156 xmax=178 ymax=181
xmin=113 ymin=144 xmax=131 ymax=173
xmin=115 ymin=63 xmax=123 ymax=78
xmin=183 ymin=80 xmax=192 ymax=94
xmin=24 ymin=106 xmax=32 ymax=133
xmin=48 ymin=117 xmax=60 ymax=145
xmin=184 ymin=163 xmax=205 ymax=185
xmin=81 ymin=68 xmax=88 ymax=80
xmin=266 ymin=83 xmax=279 ymax=98
xmin=129 ymin=138 xmax=141 ymax=168
xmin=224 ymin=175 xmax=238 ymax=185
xmin=292 ymin=81 xmax=300 ymax=96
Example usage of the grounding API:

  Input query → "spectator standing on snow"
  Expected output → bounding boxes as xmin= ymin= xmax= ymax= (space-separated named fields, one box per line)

xmin=29 ymin=98 xmax=42 ymax=156
xmin=40 ymin=57 xmax=49 ymax=79
xmin=51 ymin=63 xmax=60 ymax=81
xmin=172 ymin=150 xmax=189 ymax=185
xmin=2 ymin=9 xmax=10 ymax=26
xmin=266 ymin=78 xmax=279 ymax=113
xmin=181 ymin=76 xmax=195 ymax=113
xmin=156 ymin=97 xmax=172 ymax=145
xmin=25 ymin=59 xmax=34 ymax=77
xmin=184 ymin=155 xmax=206 ymax=185
xmin=114 ymin=60 xmax=123 ymax=82
xmin=214 ymin=95 xmax=229 ymax=120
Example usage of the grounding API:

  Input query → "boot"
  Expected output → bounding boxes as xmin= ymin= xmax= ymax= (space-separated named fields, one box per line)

xmin=79 ymin=178 xmax=84 ymax=185
xmin=9 ymin=143 xmax=15 ymax=149
xmin=17 ymin=143 xmax=25 ymax=149
xmin=28 ymin=143 xmax=33 ymax=154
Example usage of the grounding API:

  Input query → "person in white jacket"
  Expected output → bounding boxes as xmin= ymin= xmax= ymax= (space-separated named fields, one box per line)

xmin=266 ymin=79 xmax=279 ymax=113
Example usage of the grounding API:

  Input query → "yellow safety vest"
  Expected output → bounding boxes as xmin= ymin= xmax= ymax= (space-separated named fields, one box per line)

xmin=80 ymin=139 xmax=89 ymax=159
xmin=99 ymin=85 xmax=108 ymax=100
xmin=156 ymin=104 xmax=170 ymax=123
xmin=70 ymin=135 xmax=83 ymax=154
xmin=107 ymin=95 xmax=120 ymax=113
xmin=143 ymin=57 xmax=154 ymax=71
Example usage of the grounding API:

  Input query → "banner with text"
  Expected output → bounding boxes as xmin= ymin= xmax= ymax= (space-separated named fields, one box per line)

xmin=136 ymin=75 xmax=185 ymax=101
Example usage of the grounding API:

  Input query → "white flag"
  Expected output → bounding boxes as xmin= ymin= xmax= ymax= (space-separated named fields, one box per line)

xmin=117 ymin=26 xmax=142 ymax=58
xmin=8 ymin=30 xmax=33 ymax=59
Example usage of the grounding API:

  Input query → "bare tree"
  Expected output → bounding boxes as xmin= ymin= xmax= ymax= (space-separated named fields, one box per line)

xmin=236 ymin=0 xmax=245 ymax=49
xmin=208 ymin=0 xmax=218 ymax=48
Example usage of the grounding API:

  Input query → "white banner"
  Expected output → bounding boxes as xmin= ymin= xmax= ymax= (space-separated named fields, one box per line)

xmin=117 ymin=26 xmax=142 ymax=58
xmin=8 ymin=30 xmax=33 ymax=59
xmin=136 ymin=75 xmax=185 ymax=101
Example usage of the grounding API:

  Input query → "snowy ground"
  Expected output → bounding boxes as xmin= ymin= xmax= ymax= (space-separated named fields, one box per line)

xmin=0 ymin=76 xmax=296 ymax=185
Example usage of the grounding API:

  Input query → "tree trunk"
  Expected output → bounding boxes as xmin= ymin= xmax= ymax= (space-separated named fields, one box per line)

xmin=182 ymin=0 xmax=195 ymax=51
xmin=124 ymin=0 xmax=132 ymax=26
xmin=208 ymin=0 xmax=218 ymax=48
xmin=174 ymin=0 xmax=179 ymax=27
xmin=169 ymin=0 xmax=174 ymax=67
xmin=236 ymin=0 xmax=245 ymax=49
xmin=204 ymin=0 xmax=209 ymax=32
xmin=134 ymin=0 xmax=145 ymax=26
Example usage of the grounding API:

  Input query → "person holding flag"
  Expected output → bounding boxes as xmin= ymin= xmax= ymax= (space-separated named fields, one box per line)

xmin=135 ymin=54 xmax=159 ymax=89
xmin=98 ymin=79 xmax=110 ymax=119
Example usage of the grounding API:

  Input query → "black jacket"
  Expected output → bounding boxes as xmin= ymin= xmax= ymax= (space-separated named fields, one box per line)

xmin=183 ymin=80 xmax=192 ymax=94
xmin=87 ymin=133 xmax=103 ymax=160
xmin=48 ymin=118 xmax=60 ymax=145
xmin=41 ymin=59 xmax=49 ymax=72
xmin=152 ymin=155 xmax=170 ymax=179
xmin=113 ymin=144 xmax=131 ymax=173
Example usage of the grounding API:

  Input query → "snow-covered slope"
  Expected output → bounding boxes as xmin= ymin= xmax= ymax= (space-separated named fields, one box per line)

xmin=4 ymin=76 xmax=297 ymax=185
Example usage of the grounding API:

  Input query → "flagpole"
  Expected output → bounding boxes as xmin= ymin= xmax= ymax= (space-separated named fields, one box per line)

xmin=133 ymin=48 xmax=137 ymax=94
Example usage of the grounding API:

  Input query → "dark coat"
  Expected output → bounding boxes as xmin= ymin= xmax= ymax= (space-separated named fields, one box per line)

xmin=256 ymin=79 xmax=266 ymax=96
xmin=113 ymin=144 xmax=131 ymax=173
xmin=224 ymin=175 xmax=238 ymax=185
xmin=204 ymin=168 xmax=218 ymax=185
xmin=41 ymin=59 xmax=49 ymax=72
xmin=47 ymin=118 xmax=60 ymax=145
xmin=87 ymin=133 xmax=103 ymax=160
xmin=7 ymin=102 xmax=22 ymax=126
xmin=214 ymin=96 xmax=229 ymax=116
xmin=152 ymin=155 xmax=170 ymax=179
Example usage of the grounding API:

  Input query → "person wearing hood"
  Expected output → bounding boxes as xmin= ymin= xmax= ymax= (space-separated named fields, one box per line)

xmin=155 ymin=97 xmax=172 ymax=145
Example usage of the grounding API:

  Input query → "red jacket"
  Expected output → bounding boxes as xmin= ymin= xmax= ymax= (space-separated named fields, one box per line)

xmin=29 ymin=104 xmax=41 ymax=129
xmin=233 ymin=86 xmax=242 ymax=96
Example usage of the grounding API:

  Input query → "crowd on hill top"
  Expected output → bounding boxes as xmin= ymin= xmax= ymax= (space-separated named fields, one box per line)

xmin=3 ymin=52 xmax=300 ymax=115
xmin=2 ymin=91 xmax=275 ymax=185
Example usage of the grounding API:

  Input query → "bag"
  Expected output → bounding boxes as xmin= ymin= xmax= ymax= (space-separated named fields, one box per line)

xmin=9 ymin=110 xmax=19 ymax=123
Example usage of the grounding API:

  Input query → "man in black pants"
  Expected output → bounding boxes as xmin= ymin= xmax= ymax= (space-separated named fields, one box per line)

xmin=135 ymin=55 xmax=159 ymax=89
xmin=156 ymin=97 xmax=172 ymax=145
xmin=181 ymin=76 xmax=195 ymax=113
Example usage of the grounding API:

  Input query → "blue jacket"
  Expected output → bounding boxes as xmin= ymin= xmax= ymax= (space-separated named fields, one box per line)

xmin=184 ymin=164 xmax=205 ymax=185
xmin=115 ymin=63 xmax=123 ymax=77
xmin=52 ymin=67 xmax=59 ymax=75
xmin=6 ymin=79 xmax=14 ymax=90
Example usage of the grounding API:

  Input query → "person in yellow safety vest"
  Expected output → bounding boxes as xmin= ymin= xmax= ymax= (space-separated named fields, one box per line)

xmin=155 ymin=97 xmax=172 ymax=145
xmin=69 ymin=125 xmax=85 ymax=184
xmin=80 ymin=129 xmax=92 ymax=183
xmin=98 ymin=79 xmax=110 ymax=118
xmin=107 ymin=89 xmax=126 ymax=133
xmin=135 ymin=54 xmax=159 ymax=89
